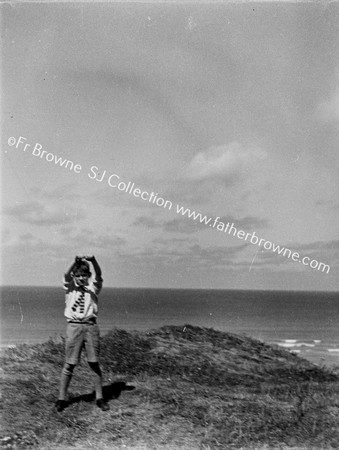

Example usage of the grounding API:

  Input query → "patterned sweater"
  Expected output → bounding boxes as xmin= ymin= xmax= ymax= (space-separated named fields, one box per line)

xmin=63 ymin=276 xmax=103 ymax=322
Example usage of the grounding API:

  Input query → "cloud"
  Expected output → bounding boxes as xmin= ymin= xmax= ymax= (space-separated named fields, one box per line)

xmin=296 ymin=240 xmax=339 ymax=252
xmin=182 ymin=142 xmax=266 ymax=184
xmin=4 ymin=227 xmax=127 ymax=260
xmin=117 ymin=241 xmax=248 ymax=270
xmin=163 ymin=218 xmax=205 ymax=234
xmin=218 ymin=215 xmax=269 ymax=231
xmin=153 ymin=236 xmax=195 ymax=246
xmin=4 ymin=201 xmax=85 ymax=226
xmin=133 ymin=215 xmax=203 ymax=234
xmin=133 ymin=216 xmax=159 ymax=228
xmin=316 ymin=91 xmax=339 ymax=123
xmin=30 ymin=184 xmax=81 ymax=201
xmin=78 ymin=231 xmax=127 ymax=251
xmin=162 ymin=215 xmax=268 ymax=234
xmin=187 ymin=243 xmax=248 ymax=263
xmin=20 ymin=233 xmax=36 ymax=243
xmin=133 ymin=213 xmax=268 ymax=235
xmin=316 ymin=199 xmax=339 ymax=209
xmin=1 ymin=228 xmax=11 ymax=244
xmin=251 ymin=239 xmax=338 ymax=273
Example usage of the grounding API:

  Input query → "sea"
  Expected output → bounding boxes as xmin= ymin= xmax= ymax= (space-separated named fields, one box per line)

xmin=1 ymin=286 xmax=338 ymax=367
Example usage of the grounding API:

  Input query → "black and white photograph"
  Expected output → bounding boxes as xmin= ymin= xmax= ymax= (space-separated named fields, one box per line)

xmin=1 ymin=1 xmax=339 ymax=449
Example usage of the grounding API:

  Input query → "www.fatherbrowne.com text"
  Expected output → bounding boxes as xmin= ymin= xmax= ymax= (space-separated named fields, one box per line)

xmin=8 ymin=136 xmax=330 ymax=274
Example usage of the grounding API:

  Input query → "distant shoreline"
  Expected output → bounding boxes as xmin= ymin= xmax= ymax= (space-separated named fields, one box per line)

xmin=1 ymin=329 xmax=338 ymax=369
xmin=2 ymin=287 xmax=338 ymax=368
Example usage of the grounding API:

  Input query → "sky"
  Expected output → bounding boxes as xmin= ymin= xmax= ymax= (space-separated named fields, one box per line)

xmin=1 ymin=1 xmax=339 ymax=290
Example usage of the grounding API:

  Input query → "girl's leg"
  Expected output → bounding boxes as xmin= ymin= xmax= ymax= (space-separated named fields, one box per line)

xmin=58 ymin=363 xmax=76 ymax=400
xmin=88 ymin=362 xmax=103 ymax=400
xmin=88 ymin=362 xmax=109 ymax=411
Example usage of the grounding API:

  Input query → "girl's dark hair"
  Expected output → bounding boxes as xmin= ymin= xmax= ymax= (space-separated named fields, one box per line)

xmin=73 ymin=261 xmax=91 ymax=276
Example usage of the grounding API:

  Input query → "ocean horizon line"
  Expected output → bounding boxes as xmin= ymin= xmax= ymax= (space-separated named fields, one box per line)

xmin=1 ymin=285 xmax=338 ymax=294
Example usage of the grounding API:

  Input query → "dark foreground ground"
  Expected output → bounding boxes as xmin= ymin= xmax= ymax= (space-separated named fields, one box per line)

xmin=1 ymin=325 xmax=339 ymax=450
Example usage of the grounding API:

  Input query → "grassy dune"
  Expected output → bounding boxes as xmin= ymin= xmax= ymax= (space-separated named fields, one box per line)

xmin=1 ymin=325 xmax=339 ymax=449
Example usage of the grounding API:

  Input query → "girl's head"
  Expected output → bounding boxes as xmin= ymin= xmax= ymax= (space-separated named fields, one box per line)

xmin=72 ymin=261 xmax=91 ymax=286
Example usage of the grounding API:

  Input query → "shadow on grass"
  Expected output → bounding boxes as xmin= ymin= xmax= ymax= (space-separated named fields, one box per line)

xmin=68 ymin=381 xmax=135 ymax=407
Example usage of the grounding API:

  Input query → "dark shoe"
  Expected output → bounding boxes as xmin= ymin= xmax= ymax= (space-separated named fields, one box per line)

xmin=96 ymin=399 xmax=109 ymax=411
xmin=55 ymin=400 xmax=68 ymax=412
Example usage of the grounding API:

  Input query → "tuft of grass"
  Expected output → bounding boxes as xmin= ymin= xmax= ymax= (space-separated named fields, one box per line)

xmin=1 ymin=324 xmax=339 ymax=449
